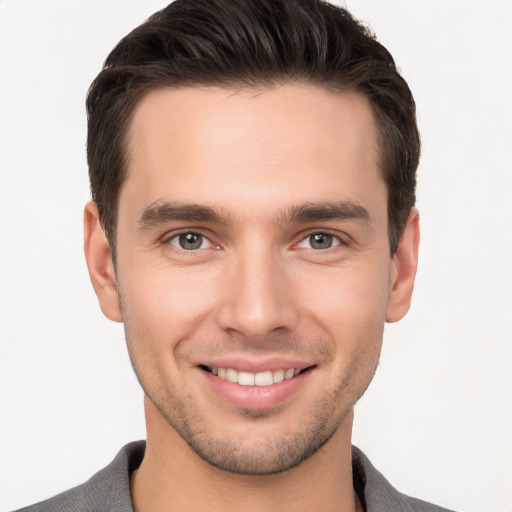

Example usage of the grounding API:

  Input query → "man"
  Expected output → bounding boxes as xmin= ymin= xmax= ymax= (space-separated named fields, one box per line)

xmin=14 ymin=0 xmax=454 ymax=511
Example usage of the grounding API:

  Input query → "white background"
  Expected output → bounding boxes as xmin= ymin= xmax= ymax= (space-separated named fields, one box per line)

xmin=0 ymin=1 xmax=511 ymax=511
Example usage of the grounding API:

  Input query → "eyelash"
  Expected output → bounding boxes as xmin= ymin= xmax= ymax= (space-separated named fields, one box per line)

xmin=295 ymin=231 xmax=346 ymax=251
xmin=162 ymin=229 xmax=349 ymax=253
xmin=163 ymin=230 xmax=216 ymax=252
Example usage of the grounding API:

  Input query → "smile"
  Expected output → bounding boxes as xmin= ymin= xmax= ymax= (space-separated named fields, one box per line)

xmin=199 ymin=362 xmax=315 ymax=410
xmin=205 ymin=367 xmax=302 ymax=386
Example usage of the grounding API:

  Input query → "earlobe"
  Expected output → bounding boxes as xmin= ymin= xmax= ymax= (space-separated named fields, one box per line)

xmin=386 ymin=208 xmax=420 ymax=323
xmin=83 ymin=201 xmax=123 ymax=323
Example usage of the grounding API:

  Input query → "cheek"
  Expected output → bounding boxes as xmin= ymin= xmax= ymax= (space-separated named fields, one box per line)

xmin=118 ymin=266 xmax=215 ymax=396
xmin=294 ymin=259 xmax=389 ymax=381
xmin=296 ymin=259 xmax=391 ymax=331
xmin=117 ymin=261 xmax=219 ymax=347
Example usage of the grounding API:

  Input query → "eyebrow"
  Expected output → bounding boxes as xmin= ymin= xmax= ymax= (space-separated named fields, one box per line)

xmin=137 ymin=200 xmax=372 ymax=230
xmin=137 ymin=201 xmax=230 ymax=229
xmin=280 ymin=201 xmax=371 ymax=225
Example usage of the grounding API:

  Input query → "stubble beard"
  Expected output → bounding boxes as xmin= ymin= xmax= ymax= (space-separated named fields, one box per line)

xmin=145 ymin=377 xmax=349 ymax=475
xmin=127 ymin=345 xmax=378 ymax=476
xmin=120 ymin=294 xmax=382 ymax=476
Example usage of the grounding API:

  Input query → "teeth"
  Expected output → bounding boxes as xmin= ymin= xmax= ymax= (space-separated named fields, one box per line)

xmin=226 ymin=368 xmax=238 ymax=383
xmin=273 ymin=369 xmax=285 ymax=383
xmin=284 ymin=368 xmax=295 ymax=379
xmin=254 ymin=370 xmax=273 ymax=386
xmin=238 ymin=371 xmax=255 ymax=386
xmin=208 ymin=367 xmax=302 ymax=386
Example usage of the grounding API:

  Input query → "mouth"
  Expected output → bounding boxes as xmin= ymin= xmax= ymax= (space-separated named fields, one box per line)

xmin=199 ymin=365 xmax=314 ymax=387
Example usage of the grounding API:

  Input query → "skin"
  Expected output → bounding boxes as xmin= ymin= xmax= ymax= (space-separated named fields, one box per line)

xmin=84 ymin=84 xmax=419 ymax=512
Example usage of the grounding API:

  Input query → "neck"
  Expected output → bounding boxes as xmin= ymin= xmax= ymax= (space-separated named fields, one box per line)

xmin=131 ymin=397 xmax=361 ymax=512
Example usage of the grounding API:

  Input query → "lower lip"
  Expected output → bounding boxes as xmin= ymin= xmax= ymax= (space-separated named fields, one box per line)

xmin=200 ymin=368 xmax=312 ymax=410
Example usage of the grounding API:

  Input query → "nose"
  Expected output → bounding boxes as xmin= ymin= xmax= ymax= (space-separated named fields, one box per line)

xmin=215 ymin=248 xmax=299 ymax=340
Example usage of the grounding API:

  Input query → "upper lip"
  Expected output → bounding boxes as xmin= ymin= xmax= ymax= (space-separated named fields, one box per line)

xmin=196 ymin=357 xmax=315 ymax=373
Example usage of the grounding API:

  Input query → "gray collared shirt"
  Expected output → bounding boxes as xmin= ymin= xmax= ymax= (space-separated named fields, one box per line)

xmin=13 ymin=441 xmax=456 ymax=512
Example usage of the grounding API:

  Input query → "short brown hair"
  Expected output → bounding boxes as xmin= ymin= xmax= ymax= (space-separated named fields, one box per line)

xmin=86 ymin=0 xmax=420 ymax=259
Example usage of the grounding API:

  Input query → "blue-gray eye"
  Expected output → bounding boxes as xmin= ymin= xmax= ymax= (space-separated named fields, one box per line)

xmin=298 ymin=232 xmax=340 ymax=250
xmin=170 ymin=232 xmax=208 ymax=250
xmin=310 ymin=233 xmax=333 ymax=249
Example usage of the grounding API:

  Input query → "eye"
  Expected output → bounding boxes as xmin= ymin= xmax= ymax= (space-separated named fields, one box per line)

xmin=298 ymin=232 xmax=341 ymax=250
xmin=168 ymin=232 xmax=210 ymax=250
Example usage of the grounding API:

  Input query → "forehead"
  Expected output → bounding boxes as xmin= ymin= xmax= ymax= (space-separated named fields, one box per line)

xmin=122 ymin=84 xmax=384 ymax=223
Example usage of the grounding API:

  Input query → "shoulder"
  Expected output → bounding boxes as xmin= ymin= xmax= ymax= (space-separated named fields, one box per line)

xmin=11 ymin=441 xmax=145 ymax=512
xmin=352 ymin=446 xmax=458 ymax=512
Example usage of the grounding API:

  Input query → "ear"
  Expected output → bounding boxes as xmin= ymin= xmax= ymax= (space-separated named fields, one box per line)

xmin=386 ymin=208 xmax=420 ymax=323
xmin=83 ymin=201 xmax=122 ymax=322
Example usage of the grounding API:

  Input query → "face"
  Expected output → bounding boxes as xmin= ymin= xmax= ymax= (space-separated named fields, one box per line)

xmin=86 ymin=84 xmax=418 ymax=475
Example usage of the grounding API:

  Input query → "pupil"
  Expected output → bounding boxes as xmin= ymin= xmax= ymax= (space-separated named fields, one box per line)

xmin=311 ymin=233 xmax=332 ymax=249
xmin=179 ymin=233 xmax=202 ymax=250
